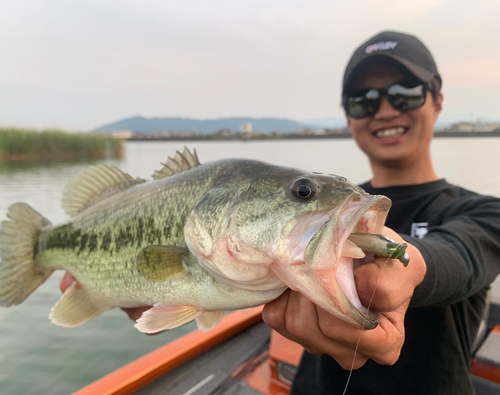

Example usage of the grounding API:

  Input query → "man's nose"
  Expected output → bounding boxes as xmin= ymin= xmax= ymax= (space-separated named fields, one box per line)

xmin=374 ymin=96 xmax=400 ymax=120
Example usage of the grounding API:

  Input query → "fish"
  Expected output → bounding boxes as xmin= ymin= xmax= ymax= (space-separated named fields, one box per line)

xmin=0 ymin=148 xmax=396 ymax=333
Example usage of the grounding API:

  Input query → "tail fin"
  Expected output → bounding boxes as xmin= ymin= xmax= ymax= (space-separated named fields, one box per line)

xmin=0 ymin=203 xmax=53 ymax=306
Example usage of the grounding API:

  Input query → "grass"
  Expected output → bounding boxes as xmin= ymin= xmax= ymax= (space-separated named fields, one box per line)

xmin=0 ymin=128 xmax=123 ymax=160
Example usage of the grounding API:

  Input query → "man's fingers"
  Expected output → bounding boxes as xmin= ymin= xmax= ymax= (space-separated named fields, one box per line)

xmin=354 ymin=249 xmax=426 ymax=313
xmin=262 ymin=290 xmax=300 ymax=341
xmin=315 ymin=306 xmax=371 ymax=347
xmin=263 ymin=290 xmax=371 ymax=368
xmin=59 ymin=272 xmax=76 ymax=293
xmin=263 ymin=290 xmax=322 ymax=353
xmin=354 ymin=259 xmax=408 ymax=311
xmin=121 ymin=306 xmax=160 ymax=335
xmin=122 ymin=306 xmax=152 ymax=321
xmin=262 ymin=289 xmax=290 ymax=325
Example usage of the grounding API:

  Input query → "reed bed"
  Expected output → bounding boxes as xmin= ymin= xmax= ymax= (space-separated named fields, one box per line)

xmin=0 ymin=128 xmax=123 ymax=160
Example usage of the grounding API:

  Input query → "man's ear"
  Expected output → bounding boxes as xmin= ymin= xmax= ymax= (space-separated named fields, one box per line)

xmin=433 ymin=93 xmax=443 ymax=123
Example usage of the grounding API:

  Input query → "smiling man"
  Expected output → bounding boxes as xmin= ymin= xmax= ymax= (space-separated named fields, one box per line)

xmin=342 ymin=32 xmax=442 ymax=188
xmin=263 ymin=31 xmax=500 ymax=394
xmin=56 ymin=29 xmax=500 ymax=395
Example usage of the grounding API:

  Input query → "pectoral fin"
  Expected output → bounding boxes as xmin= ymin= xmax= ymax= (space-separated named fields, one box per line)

xmin=49 ymin=282 xmax=109 ymax=327
xmin=135 ymin=304 xmax=202 ymax=333
xmin=137 ymin=245 xmax=189 ymax=282
xmin=196 ymin=311 xmax=225 ymax=332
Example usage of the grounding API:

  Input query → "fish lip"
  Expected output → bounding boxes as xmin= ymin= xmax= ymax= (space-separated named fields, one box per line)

xmin=336 ymin=195 xmax=391 ymax=327
xmin=305 ymin=195 xmax=391 ymax=267
xmin=303 ymin=195 xmax=391 ymax=328
xmin=285 ymin=195 xmax=390 ymax=328
xmin=339 ymin=195 xmax=392 ymax=242
xmin=344 ymin=295 xmax=380 ymax=329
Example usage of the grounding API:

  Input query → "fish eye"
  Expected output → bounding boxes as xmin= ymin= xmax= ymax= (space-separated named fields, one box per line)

xmin=291 ymin=178 xmax=318 ymax=200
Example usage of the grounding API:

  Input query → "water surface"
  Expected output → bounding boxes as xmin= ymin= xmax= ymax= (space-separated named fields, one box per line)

xmin=0 ymin=138 xmax=499 ymax=394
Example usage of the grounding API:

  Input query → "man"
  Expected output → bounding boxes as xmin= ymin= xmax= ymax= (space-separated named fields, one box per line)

xmin=59 ymin=30 xmax=500 ymax=394
xmin=263 ymin=31 xmax=500 ymax=394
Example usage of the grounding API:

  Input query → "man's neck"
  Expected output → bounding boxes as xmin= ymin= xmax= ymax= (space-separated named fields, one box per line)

xmin=369 ymin=158 xmax=439 ymax=188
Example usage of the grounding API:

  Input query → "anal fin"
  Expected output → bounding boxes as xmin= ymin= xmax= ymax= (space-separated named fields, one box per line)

xmin=135 ymin=304 xmax=202 ymax=334
xmin=196 ymin=311 xmax=225 ymax=332
xmin=49 ymin=282 xmax=109 ymax=327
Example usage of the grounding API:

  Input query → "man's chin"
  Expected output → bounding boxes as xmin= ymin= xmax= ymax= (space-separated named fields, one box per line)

xmin=370 ymin=153 xmax=409 ymax=169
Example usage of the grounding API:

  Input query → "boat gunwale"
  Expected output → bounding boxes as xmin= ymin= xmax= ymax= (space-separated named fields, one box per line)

xmin=72 ymin=306 xmax=264 ymax=395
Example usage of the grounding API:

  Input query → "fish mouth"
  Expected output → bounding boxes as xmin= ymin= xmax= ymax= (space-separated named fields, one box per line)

xmin=302 ymin=195 xmax=391 ymax=328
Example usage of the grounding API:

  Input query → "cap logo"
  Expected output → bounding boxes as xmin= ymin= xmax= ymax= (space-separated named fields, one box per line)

xmin=365 ymin=41 xmax=398 ymax=54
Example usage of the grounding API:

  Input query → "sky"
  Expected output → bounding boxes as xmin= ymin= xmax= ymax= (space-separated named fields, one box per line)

xmin=1 ymin=0 xmax=500 ymax=130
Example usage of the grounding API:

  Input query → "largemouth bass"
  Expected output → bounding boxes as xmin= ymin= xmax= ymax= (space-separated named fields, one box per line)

xmin=0 ymin=148 xmax=395 ymax=333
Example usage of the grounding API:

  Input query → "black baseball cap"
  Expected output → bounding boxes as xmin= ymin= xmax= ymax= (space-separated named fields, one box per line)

xmin=342 ymin=30 xmax=441 ymax=96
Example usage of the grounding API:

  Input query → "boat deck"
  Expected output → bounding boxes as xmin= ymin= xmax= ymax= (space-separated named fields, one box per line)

xmin=489 ymin=275 xmax=500 ymax=326
xmin=75 ymin=276 xmax=500 ymax=395
xmin=136 ymin=322 xmax=271 ymax=395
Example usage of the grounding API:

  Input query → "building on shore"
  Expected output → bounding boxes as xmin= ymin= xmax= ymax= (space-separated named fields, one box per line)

xmin=152 ymin=130 xmax=195 ymax=139
xmin=213 ymin=129 xmax=234 ymax=138
xmin=240 ymin=123 xmax=253 ymax=138
xmin=111 ymin=131 xmax=133 ymax=139
xmin=441 ymin=121 xmax=500 ymax=133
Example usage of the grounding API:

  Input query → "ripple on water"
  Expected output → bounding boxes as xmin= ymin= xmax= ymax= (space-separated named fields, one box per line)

xmin=0 ymin=139 xmax=499 ymax=394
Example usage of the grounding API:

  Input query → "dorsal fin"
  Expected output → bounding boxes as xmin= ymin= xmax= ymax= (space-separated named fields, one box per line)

xmin=152 ymin=147 xmax=200 ymax=180
xmin=62 ymin=165 xmax=146 ymax=217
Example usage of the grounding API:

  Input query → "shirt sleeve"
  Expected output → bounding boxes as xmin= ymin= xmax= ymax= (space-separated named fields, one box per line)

xmin=402 ymin=196 xmax=500 ymax=307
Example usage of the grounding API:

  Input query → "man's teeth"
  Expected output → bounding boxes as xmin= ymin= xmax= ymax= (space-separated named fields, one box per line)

xmin=375 ymin=126 xmax=406 ymax=138
xmin=341 ymin=239 xmax=366 ymax=259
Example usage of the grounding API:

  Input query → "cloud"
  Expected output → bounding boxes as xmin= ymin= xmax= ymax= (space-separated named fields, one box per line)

xmin=366 ymin=0 xmax=444 ymax=17
xmin=444 ymin=58 xmax=500 ymax=88
xmin=0 ymin=0 xmax=499 ymax=129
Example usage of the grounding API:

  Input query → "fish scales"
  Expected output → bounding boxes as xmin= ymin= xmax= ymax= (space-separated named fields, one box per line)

xmin=36 ymin=160 xmax=264 ymax=306
xmin=0 ymin=149 xmax=402 ymax=333
xmin=37 ymin=160 xmax=290 ymax=308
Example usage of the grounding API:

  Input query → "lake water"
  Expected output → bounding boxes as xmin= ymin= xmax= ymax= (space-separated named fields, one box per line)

xmin=0 ymin=138 xmax=499 ymax=395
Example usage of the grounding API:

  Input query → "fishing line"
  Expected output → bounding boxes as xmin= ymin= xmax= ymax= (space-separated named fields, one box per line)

xmin=341 ymin=246 xmax=404 ymax=395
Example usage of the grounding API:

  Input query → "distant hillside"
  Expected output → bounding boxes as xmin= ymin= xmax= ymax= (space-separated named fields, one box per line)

xmin=301 ymin=117 xmax=346 ymax=129
xmin=96 ymin=116 xmax=309 ymax=134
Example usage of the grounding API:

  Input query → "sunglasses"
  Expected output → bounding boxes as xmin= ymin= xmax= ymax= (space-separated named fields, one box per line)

xmin=343 ymin=82 xmax=433 ymax=119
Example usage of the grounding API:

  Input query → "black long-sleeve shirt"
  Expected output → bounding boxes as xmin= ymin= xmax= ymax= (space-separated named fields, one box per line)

xmin=291 ymin=179 xmax=500 ymax=395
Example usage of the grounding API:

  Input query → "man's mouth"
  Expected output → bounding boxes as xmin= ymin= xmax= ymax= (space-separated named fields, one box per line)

xmin=373 ymin=126 xmax=408 ymax=139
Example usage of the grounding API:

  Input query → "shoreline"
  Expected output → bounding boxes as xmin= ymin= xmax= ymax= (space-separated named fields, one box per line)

xmin=126 ymin=130 xmax=500 ymax=142
xmin=1 ymin=131 xmax=497 ymax=161
xmin=0 ymin=128 xmax=124 ymax=162
xmin=0 ymin=152 xmax=120 ymax=162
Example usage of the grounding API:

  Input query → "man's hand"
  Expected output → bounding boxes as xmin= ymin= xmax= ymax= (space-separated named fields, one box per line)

xmin=59 ymin=272 xmax=152 ymax=322
xmin=262 ymin=226 xmax=426 ymax=370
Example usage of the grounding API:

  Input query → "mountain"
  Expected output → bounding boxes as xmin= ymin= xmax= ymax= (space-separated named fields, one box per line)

xmin=301 ymin=117 xmax=346 ymax=129
xmin=96 ymin=116 xmax=308 ymax=134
